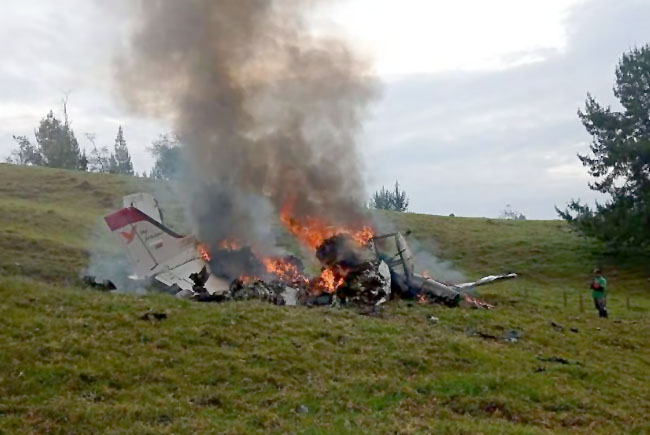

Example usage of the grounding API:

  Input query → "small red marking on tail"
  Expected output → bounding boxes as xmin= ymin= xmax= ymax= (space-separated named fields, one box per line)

xmin=120 ymin=226 xmax=137 ymax=243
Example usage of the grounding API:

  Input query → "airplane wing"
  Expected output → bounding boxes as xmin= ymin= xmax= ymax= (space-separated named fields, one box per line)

xmin=453 ymin=273 xmax=518 ymax=290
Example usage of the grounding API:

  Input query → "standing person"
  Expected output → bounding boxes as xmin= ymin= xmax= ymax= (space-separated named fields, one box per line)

xmin=590 ymin=268 xmax=608 ymax=318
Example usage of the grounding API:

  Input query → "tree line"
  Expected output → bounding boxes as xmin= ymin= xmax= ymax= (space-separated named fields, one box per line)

xmin=7 ymin=98 xmax=135 ymax=176
xmin=369 ymin=181 xmax=410 ymax=212
xmin=5 ymin=98 xmax=185 ymax=180
xmin=7 ymin=102 xmax=408 ymax=210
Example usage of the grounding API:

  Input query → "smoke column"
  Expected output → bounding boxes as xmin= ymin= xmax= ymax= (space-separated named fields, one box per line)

xmin=116 ymin=0 xmax=377 ymax=277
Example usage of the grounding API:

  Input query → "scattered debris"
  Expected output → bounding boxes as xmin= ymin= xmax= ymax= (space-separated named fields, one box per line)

xmin=83 ymin=276 xmax=116 ymax=291
xmin=466 ymin=328 xmax=499 ymax=340
xmin=229 ymin=279 xmax=306 ymax=307
xmin=537 ymin=356 xmax=571 ymax=365
xmin=504 ymin=329 xmax=523 ymax=342
xmin=534 ymin=367 xmax=546 ymax=373
xmin=371 ymin=232 xmax=515 ymax=307
xmin=140 ymin=312 xmax=168 ymax=321
xmin=477 ymin=331 xmax=499 ymax=340
xmin=550 ymin=322 xmax=580 ymax=334
xmin=428 ymin=315 xmax=440 ymax=324
xmin=466 ymin=327 xmax=522 ymax=343
xmin=296 ymin=404 xmax=309 ymax=415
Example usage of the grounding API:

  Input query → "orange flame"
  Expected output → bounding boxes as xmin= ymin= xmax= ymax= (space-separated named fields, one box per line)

xmin=280 ymin=201 xmax=375 ymax=251
xmin=278 ymin=200 xmax=373 ymax=293
xmin=263 ymin=258 xmax=309 ymax=284
xmin=197 ymin=200 xmax=373 ymax=296
xmin=220 ymin=238 xmax=242 ymax=251
xmin=198 ymin=244 xmax=211 ymax=262
xmin=418 ymin=294 xmax=427 ymax=304
xmin=317 ymin=267 xmax=347 ymax=293
xmin=462 ymin=293 xmax=495 ymax=310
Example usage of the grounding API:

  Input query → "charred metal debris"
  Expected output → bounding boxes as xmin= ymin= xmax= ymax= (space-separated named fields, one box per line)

xmin=85 ymin=193 xmax=516 ymax=312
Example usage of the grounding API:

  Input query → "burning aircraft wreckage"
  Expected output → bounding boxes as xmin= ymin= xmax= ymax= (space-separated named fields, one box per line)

xmin=100 ymin=1 xmax=516 ymax=313
xmin=86 ymin=193 xmax=516 ymax=312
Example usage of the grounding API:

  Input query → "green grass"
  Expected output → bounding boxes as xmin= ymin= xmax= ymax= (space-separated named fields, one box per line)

xmin=1 ymin=163 xmax=649 ymax=434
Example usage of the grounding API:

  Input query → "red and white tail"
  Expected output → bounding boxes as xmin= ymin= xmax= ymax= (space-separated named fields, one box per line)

xmin=104 ymin=207 xmax=199 ymax=279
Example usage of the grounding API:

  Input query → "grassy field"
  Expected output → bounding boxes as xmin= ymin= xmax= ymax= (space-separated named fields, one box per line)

xmin=1 ymin=163 xmax=650 ymax=434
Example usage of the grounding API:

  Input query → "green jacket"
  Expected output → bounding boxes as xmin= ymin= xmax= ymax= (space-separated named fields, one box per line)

xmin=591 ymin=276 xmax=607 ymax=299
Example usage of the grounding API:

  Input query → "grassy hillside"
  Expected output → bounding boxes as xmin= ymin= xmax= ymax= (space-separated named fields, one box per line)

xmin=1 ymin=163 xmax=649 ymax=434
xmin=0 ymin=164 xmax=186 ymax=282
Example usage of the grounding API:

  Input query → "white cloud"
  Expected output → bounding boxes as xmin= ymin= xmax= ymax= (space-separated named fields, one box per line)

xmin=321 ymin=0 xmax=585 ymax=75
xmin=359 ymin=0 xmax=650 ymax=219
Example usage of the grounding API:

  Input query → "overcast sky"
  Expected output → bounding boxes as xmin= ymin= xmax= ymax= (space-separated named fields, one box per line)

xmin=1 ymin=0 xmax=648 ymax=219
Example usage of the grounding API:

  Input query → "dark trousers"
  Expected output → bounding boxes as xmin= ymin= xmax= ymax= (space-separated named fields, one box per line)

xmin=594 ymin=297 xmax=608 ymax=318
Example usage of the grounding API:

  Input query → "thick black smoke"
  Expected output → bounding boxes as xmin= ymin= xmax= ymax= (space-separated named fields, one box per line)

xmin=116 ymin=0 xmax=377 ymax=278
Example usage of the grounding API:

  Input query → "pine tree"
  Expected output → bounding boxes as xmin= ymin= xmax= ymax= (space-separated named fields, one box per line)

xmin=390 ymin=181 xmax=409 ymax=212
xmin=558 ymin=44 xmax=650 ymax=250
xmin=370 ymin=181 xmax=410 ymax=212
xmin=111 ymin=126 xmax=134 ymax=175
xmin=370 ymin=186 xmax=393 ymax=210
xmin=34 ymin=110 xmax=82 ymax=169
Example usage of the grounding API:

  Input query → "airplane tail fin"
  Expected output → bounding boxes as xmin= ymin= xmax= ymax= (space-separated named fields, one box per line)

xmin=104 ymin=207 xmax=198 ymax=279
